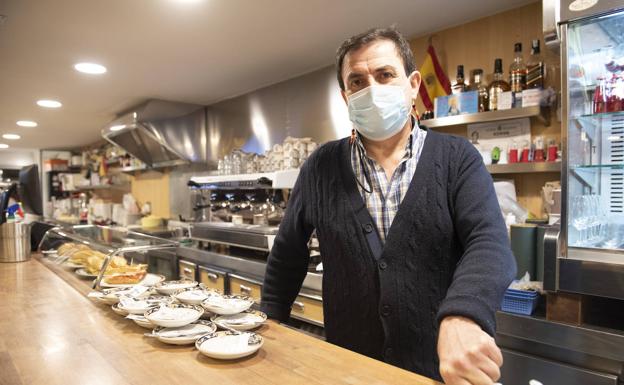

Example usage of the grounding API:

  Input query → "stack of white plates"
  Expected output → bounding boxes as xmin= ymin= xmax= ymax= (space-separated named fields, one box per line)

xmin=211 ymin=310 xmax=267 ymax=331
xmin=174 ymin=287 xmax=220 ymax=305
xmin=154 ymin=280 xmax=198 ymax=295
xmin=148 ymin=320 xmax=216 ymax=345
xmin=145 ymin=303 xmax=204 ymax=328
xmin=201 ymin=295 xmax=254 ymax=315
xmin=117 ymin=295 xmax=174 ymax=314
xmin=125 ymin=314 xmax=155 ymax=329
xmin=196 ymin=331 xmax=264 ymax=360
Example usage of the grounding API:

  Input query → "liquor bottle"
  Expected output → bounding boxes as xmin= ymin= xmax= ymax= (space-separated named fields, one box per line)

xmin=526 ymin=39 xmax=544 ymax=89
xmin=509 ymin=43 xmax=527 ymax=92
xmin=468 ymin=69 xmax=489 ymax=112
xmin=452 ymin=65 xmax=467 ymax=94
xmin=488 ymin=59 xmax=511 ymax=111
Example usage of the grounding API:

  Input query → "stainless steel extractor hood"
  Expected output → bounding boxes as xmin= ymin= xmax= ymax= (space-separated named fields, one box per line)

xmin=102 ymin=99 xmax=208 ymax=168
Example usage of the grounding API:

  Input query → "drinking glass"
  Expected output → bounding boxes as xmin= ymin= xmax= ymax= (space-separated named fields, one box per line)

xmin=571 ymin=195 xmax=589 ymax=246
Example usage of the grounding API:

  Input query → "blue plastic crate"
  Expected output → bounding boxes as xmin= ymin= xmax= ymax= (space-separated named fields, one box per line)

xmin=501 ymin=289 xmax=540 ymax=315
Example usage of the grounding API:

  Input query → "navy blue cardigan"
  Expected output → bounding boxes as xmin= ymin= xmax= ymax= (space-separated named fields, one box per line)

xmin=261 ymin=129 xmax=516 ymax=380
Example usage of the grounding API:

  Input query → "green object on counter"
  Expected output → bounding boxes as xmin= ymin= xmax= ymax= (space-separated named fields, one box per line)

xmin=491 ymin=146 xmax=501 ymax=164
xmin=510 ymin=223 xmax=537 ymax=280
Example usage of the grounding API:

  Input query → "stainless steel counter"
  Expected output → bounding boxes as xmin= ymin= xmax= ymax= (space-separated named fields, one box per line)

xmin=176 ymin=245 xmax=322 ymax=293
xmin=496 ymin=312 xmax=624 ymax=385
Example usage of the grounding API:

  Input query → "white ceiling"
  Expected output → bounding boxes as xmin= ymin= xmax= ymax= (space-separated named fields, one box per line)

xmin=0 ymin=0 xmax=534 ymax=150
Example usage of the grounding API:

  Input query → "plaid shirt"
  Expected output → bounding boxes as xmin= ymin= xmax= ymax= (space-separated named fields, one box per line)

xmin=350 ymin=126 xmax=427 ymax=242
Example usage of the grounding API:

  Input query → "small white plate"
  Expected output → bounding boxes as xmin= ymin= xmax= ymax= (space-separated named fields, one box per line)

xmin=195 ymin=331 xmax=263 ymax=360
xmin=149 ymin=320 xmax=216 ymax=345
xmin=100 ymin=273 xmax=165 ymax=288
xmin=174 ymin=287 xmax=220 ymax=305
xmin=125 ymin=314 xmax=156 ymax=329
xmin=117 ymin=295 xmax=173 ymax=314
xmin=202 ymin=295 xmax=254 ymax=315
xmin=93 ymin=286 xmax=152 ymax=305
xmin=211 ymin=310 xmax=267 ymax=331
xmin=145 ymin=304 xmax=204 ymax=328
xmin=154 ymin=280 xmax=198 ymax=295
xmin=111 ymin=303 xmax=129 ymax=316
xmin=76 ymin=268 xmax=98 ymax=279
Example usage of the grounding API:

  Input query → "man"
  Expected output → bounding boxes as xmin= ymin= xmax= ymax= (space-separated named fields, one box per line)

xmin=260 ymin=27 xmax=516 ymax=385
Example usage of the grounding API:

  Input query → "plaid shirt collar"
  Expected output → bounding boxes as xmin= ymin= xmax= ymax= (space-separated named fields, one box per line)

xmin=350 ymin=116 xmax=426 ymax=242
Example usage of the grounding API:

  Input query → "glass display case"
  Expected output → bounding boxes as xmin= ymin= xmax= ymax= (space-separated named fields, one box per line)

xmin=39 ymin=225 xmax=178 ymax=289
xmin=565 ymin=9 xmax=624 ymax=261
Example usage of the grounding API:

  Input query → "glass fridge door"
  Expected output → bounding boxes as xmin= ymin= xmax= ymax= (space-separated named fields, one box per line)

xmin=566 ymin=10 xmax=624 ymax=258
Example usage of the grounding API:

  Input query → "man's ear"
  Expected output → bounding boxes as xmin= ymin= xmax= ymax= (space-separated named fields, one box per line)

xmin=408 ymin=71 xmax=422 ymax=101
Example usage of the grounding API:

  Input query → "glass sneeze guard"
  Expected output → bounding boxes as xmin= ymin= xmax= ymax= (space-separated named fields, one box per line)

xmin=39 ymin=225 xmax=178 ymax=289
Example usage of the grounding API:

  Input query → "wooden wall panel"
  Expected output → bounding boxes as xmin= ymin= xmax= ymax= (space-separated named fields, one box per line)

xmin=409 ymin=1 xmax=562 ymax=217
xmin=130 ymin=171 xmax=171 ymax=219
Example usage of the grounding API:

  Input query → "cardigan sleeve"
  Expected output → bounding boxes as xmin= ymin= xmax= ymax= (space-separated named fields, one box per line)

xmin=436 ymin=138 xmax=516 ymax=335
xmin=260 ymin=159 xmax=315 ymax=322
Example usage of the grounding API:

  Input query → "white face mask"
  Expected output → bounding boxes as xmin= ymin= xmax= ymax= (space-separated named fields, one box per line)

xmin=347 ymin=85 xmax=410 ymax=141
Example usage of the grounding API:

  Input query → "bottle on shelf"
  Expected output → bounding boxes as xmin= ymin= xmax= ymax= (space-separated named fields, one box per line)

xmin=526 ymin=39 xmax=544 ymax=89
xmin=510 ymin=42 xmax=527 ymax=93
xmin=451 ymin=65 xmax=467 ymax=94
xmin=488 ymin=58 xmax=511 ymax=111
xmin=468 ymin=69 xmax=489 ymax=112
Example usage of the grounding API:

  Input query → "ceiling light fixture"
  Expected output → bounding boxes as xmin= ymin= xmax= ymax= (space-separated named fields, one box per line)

xmin=16 ymin=120 xmax=37 ymax=127
xmin=74 ymin=62 xmax=107 ymax=74
xmin=110 ymin=124 xmax=126 ymax=131
xmin=37 ymin=99 xmax=63 ymax=108
xmin=569 ymin=0 xmax=599 ymax=12
xmin=0 ymin=144 xmax=10 ymax=149
xmin=2 ymin=134 xmax=20 ymax=140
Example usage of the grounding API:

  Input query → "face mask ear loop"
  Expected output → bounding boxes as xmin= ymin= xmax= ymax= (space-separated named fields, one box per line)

xmin=351 ymin=138 xmax=373 ymax=194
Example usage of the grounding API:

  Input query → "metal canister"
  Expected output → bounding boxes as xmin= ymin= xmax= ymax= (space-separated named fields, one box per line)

xmin=0 ymin=222 xmax=32 ymax=263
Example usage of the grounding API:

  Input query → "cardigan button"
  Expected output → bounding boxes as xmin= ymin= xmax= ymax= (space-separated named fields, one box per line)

xmin=381 ymin=304 xmax=391 ymax=317
xmin=363 ymin=223 xmax=373 ymax=233
xmin=384 ymin=347 xmax=394 ymax=359
xmin=378 ymin=261 xmax=387 ymax=270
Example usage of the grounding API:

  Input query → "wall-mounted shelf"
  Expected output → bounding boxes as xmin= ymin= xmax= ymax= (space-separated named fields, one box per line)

xmin=74 ymin=183 xmax=131 ymax=191
xmin=486 ymin=162 xmax=561 ymax=174
xmin=190 ymin=169 xmax=300 ymax=190
xmin=421 ymin=106 xmax=550 ymax=129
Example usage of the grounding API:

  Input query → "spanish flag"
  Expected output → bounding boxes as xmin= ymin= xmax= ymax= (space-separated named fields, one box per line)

xmin=418 ymin=45 xmax=451 ymax=110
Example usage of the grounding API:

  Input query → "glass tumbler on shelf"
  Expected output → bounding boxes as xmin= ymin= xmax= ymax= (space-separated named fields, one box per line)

xmin=571 ymin=195 xmax=589 ymax=246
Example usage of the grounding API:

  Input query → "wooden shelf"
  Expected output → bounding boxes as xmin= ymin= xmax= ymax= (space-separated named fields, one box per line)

xmin=486 ymin=162 xmax=561 ymax=174
xmin=421 ymin=106 xmax=549 ymax=129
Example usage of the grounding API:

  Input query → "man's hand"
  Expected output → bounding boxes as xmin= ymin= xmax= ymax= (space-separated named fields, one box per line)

xmin=437 ymin=316 xmax=503 ymax=385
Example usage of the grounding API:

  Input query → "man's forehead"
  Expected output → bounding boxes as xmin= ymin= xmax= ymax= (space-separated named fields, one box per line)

xmin=342 ymin=40 xmax=403 ymax=75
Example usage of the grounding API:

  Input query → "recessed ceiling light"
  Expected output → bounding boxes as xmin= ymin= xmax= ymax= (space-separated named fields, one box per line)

xmin=74 ymin=62 xmax=107 ymax=74
xmin=0 ymin=144 xmax=10 ymax=149
xmin=110 ymin=124 xmax=126 ymax=131
xmin=2 ymin=134 xmax=20 ymax=140
xmin=569 ymin=0 xmax=599 ymax=11
xmin=37 ymin=99 xmax=62 ymax=108
xmin=16 ymin=120 xmax=37 ymax=127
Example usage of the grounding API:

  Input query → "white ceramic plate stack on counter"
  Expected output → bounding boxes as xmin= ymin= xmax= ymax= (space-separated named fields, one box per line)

xmin=88 ymin=279 xmax=267 ymax=359
xmin=195 ymin=293 xmax=265 ymax=359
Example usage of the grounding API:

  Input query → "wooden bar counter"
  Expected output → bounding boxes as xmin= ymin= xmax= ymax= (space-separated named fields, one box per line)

xmin=0 ymin=256 xmax=441 ymax=385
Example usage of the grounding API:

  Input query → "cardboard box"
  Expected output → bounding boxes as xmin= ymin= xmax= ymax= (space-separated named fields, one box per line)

xmin=434 ymin=91 xmax=478 ymax=118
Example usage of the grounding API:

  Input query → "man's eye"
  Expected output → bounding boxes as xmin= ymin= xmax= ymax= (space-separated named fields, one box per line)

xmin=349 ymin=79 xmax=364 ymax=90
xmin=381 ymin=72 xmax=395 ymax=79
